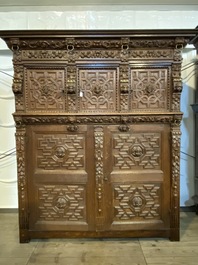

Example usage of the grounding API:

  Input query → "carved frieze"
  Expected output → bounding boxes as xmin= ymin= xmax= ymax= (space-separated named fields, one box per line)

xmin=13 ymin=114 xmax=182 ymax=127
xmin=7 ymin=37 xmax=188 ymax=51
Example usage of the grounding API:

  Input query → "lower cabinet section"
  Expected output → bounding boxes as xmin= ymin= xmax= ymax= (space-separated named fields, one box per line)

xmin=24 ymin=123 xmax=171 ymax=240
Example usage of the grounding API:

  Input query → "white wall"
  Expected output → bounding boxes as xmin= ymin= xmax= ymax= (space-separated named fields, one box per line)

xmin=0 ymin=9 xmax=197 ymax=208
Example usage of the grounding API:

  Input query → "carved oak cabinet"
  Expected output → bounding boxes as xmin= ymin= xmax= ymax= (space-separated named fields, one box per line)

xmin=0 ymin=29 xmax=197 ymax=243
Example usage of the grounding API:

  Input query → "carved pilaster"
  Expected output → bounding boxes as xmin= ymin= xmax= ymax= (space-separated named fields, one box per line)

xmin=119 ymin=64 xmax=130 ymax=111
xmin=94 ymin=126 xmax=105 ymax=230
xmin=15 ymin=127 xmax=29 ymax=243
xmin=171 ymin=62 xmax=182 ymax=111
xmin=66 ymin=65 xmax=77 ymax=112
xmin=170 ymin=123 xmax=181 ymax=240
xmin=12 ymin=65 xmax=24 ymax=111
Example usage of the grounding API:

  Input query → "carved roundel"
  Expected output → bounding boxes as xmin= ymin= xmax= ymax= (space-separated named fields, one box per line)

xmin=53 ymin=195 xmax=70 ymax=212
xmin=129 ymin=193 xmax=146 ymax=211
xmin=129 ymin=144 xmax=144 ymax=158
xmin=52 ymin=146 xmax=68 ymax=162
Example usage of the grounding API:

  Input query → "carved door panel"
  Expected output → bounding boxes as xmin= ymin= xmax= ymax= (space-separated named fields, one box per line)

xmin=78 ymin=66 xmax=119 ymax=113
xmin=25 ymin=67 xmax=66 ymax=112
xmin=26 ymin=124 xmax=95 ymax=232
xmin=103 ymin=124 xmax=171 ymax=231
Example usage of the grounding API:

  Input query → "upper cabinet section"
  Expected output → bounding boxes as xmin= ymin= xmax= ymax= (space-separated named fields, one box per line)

xmin=0 ymin=29 xmax=197 ymax=114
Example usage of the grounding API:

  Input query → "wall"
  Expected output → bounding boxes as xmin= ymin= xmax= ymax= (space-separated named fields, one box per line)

xmin=0 ymin=9 xmax=197 ymax=208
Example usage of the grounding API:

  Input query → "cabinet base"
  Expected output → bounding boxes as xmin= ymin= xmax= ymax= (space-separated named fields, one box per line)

xmin=19 ymin=229 xmax=179 ymax=243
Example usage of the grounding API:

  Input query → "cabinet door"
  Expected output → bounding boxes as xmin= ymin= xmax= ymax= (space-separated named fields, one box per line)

xmin=103 ymin=124 xmax=171 ymax=231
xmin=26 ymin=125 xmax=95 ymax=232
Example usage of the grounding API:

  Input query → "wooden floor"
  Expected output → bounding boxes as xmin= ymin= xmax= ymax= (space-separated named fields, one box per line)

xmin=0 ymin=211 xmax=198 ymax=265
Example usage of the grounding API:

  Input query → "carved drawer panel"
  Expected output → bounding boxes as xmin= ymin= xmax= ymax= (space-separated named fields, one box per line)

xmin=131 ymin=67 xmax=170 ymax=111
xmin=25 ymin=68 xmax=66 ymax=112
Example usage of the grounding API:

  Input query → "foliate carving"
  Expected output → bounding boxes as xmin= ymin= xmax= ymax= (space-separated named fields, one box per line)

xmin=25 ymin=69 xmax=65 ymax=111
xmin=113 ymin=133 xmax=160 ymax=170
xmin=114 ymin=184 xmax=160 ymax=220
xmin=130 ymin=49 xmax=173 ymax=59
xmin=173 ymin=49 xmax=183 ymax=62
xmin=10 ymin=37 xmax=186 ymax=51
xmin=75 ymin=39 xmax=121 ymax=49
xmin=171 ymin=126 xmax=181 ymax=228
xmin=131 ymin=68 xmax=169 ymax=110
xmin=38 ymin=185 xmax=86 ymax=221
xmin=129 ymin=39 xmax=175 ymax=48
xmin=14 ymin=114 xmax=176 ymax=126
xmin=37 ymin=134 xmax=84 ymax=170
xmin=79 ymin=50 xmax=120 ymax=59
xmin=94 ymin=126 xmax=104 ymax=215
xmin=16 ymin=129 xmax=28 ymax=237
xmin=120 ymin=64 xmax=130 ymax=94
xmin=171 ymin=93 xmax=181 ymax=111
xmin=13 ymin=65 xmax=23 ymax=93
xmin=171 ymin=63 xmax=183 ymax=111
xmin=21 ymin=40 xmax=67 ymax=49
xmin=172 ymin=63 xmax=181 ymax=79
xmin=15 ymin=95 xmax=25 ymax=111
xmin=78 ymin=68 xmax=118 ymax=112
xmin=22 ymin=50 xmax=67 ymax=60
xmin=118 ymin=125 xmax=129 ymax=132
xmin=66 ymin=66 xmax=77 ymax=112
xmin=66 ymin=66 xmax=76 ymax=94
xmin=120 ymin=38 xmax=130 ymax=61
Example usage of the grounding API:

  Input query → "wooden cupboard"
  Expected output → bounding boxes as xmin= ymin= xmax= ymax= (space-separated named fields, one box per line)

xmin=0 ymin=29 xmax=197 ymax=242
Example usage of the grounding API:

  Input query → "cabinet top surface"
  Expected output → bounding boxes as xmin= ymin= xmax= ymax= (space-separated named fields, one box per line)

xmin=0 ymin=29 xmax=197 ymax=39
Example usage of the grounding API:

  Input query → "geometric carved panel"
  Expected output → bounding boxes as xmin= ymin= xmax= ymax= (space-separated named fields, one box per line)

xmin=37 ymin=134 xmax=84 ymax=170
xmin=113 ymin=133 xmax=160 ymax=170
xmin=38 ymin=185 xmax=86 ymax=221
xmin=26 ymin=69 xmax=65 ymax=111
xmin=78 ymin=68 xmax=117 ymax=112
xmin=131 ymin=68 xmax=168 ymax=110
xmin=114 ymin=184 xmax=160 ymax=221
